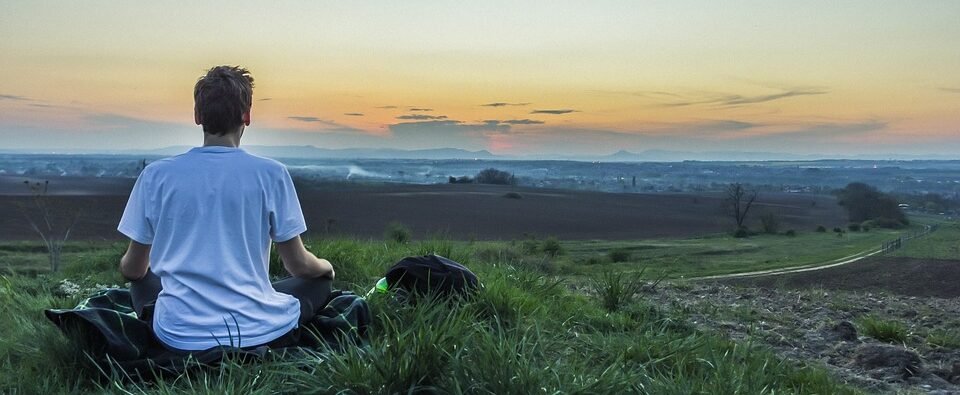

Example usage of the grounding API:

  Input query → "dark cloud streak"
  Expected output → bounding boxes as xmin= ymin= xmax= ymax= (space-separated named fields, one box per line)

xmin=481 ymin=102 xmax=531 ymax=107
xmin=651 ymin=88 xmax=828 ymax=107
xmin=483 ymin=119 xmax=544 ymax=125
xmin=531 ymin=109 xmax=577 ymax=114
xmin=287 ymin=116 xmax=361 ymax=131
xmin=0 ymin=94 xmax=30 ymax=101
xmin=396 ymin=114 xmax=447 ymax=120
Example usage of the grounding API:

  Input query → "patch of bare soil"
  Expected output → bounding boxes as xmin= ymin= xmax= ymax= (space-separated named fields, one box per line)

xmin=0 ymin=179 xmax=848 ymax=241
xmin=638 ymin=282 xmax=960 ymax=394
xmin=728 ymin=257 xmax=960 ymax=298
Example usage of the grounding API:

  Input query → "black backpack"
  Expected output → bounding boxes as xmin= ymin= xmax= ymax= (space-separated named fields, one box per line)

xmin=385 ymin=254 xmax=479 ymax=297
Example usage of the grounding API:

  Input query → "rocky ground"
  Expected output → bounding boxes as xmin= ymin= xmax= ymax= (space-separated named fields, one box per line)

xmin=641 ymin=281 xmax=960 ymax=394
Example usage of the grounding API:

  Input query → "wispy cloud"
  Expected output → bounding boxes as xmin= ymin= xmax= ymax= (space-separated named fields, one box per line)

xmin=397 ymin=114 xmax=447 ymax=120
xmin=258 ymin=98 xmax=272 ymax=101
xmin=289 ymin=116 xmax=329 ymax=123
xmin=387 ymin=119 xmax=510 ymax=150
xmin=0 ymin=94 xmax=30 ymax=101
xmin=531 ymin=109 xmax=577 ymax=114
xmin=483 ymin=119 xmax=544 ymax=125
xmin=722 ymin=89 xmax=827 ymax=105
xmin=481 ymin=102 xmax=531 ymax=107
xmin=409 ymin=107 xmax=433 ymax=112
xmin=941 ymin=87 xmax=960 ymax=93
xmin=344 ymin=112 xmax=365 ymax=116
xmin=641 ymin=88 xmax=828 ymax=107
xmin=287 ymin=116 xmax=359 ymax=131
xmin=376 ymin=105 xmax=398 ymax=109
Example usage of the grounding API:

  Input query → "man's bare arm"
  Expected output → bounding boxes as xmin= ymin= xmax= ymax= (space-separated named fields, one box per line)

xmin=120 ymin=240 xmax=151 ymax=281
xmin=276 ymin=236 xmax=335 ymax=279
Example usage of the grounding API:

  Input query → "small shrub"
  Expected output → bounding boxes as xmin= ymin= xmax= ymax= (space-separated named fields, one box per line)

xmin=590 ymin=270 xmax=644 ymax=311
xmin=385 ymin=221 xmax=411 ymax=243
xmin=857 ymin=315 xmax=908 ymax=343
xmin=584 ymin=255 xmax=606 ymax=265
xmin=503 ymin=192 xmax=523 ymax=199
xmin=474 ymin=246 xmax=523 ymax=264
xmin=514 ymin=256 xmax=557 ymax=274
xmin=832 ymin=227 xmax=843 ymax=233
xmin=760 ymin=212 xmax=780 ymax=234
xmin=847 ymin=223 xmax=861 ymax=232
xmin=816 ymin=225 xmax=827 ymax=233
xmin=608 ymin=248 xmax=631 ymax=263
xmin=784 ymin=229 xmax=796 ymax=237
xmin=863 ymin=217 xmax=908 ymax=229
xmin=475 ymin=168 xmax=515 ymax=185
xmin=520 ymin=238 xmax=540 ymax=254
xmin=448 ymin=176 xmax=473 ymax=184
xmin=733 ymin=227 xmax=750 ymax=238
xmin=926 ymin=329 xmax=960 ymax=349
xmin=540 ymin=237 xmax=564 ymax=257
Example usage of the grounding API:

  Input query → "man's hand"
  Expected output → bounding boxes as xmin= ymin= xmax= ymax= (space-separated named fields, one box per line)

xmin=120 ymin=240 xmax=151 ymax=281
xmin=275 ymin=236 xmax=335 ymax=279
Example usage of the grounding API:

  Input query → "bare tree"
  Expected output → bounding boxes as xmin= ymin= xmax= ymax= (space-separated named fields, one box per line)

xmin=18 ymin=180 xmax=81 ymax=272
xmin=724 ymin=183 xmax=758 ymax=229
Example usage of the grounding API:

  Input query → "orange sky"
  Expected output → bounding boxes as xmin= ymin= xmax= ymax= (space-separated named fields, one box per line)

xmin=1 ymin=1 xmax=958 ymax=156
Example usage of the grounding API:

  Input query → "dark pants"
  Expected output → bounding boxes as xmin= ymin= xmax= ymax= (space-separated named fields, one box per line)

xmin=130 ymin=269 xmax=332 ymax=350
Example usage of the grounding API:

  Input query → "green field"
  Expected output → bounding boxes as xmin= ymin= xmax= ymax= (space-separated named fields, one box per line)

xmin=0 ymin=236 xmax=865 ymax=394
xmin=2 ymin=215 xmax=944 ymax=393
xmin=557 ymin=224 xmax=924 ymax=279
xmin=891 ymin=220 xmax=960 ymax=260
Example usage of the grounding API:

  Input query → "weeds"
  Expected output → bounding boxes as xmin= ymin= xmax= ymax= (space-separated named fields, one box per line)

xmin=857 ymin=315 xmax=908 ymax=343
xmin=608 ymin=248 xmax=631 ymax=262
xmin=591 ymin=269 xmax=646 ymax=311
xmin=1 ymin=239 xmax=862 ymax=394
xmin=925 ymin=329 xmax=960 ymax=349
xmin=385 ymin=221 xmax=411 ymax=244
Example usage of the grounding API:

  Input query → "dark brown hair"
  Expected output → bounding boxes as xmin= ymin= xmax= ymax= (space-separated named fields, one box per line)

xmin=193 ymin=66 xmax=254 ymax=135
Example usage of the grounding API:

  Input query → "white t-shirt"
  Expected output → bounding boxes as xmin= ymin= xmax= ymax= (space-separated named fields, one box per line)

xmin=118 ymin=146 xmax=306 ymax=351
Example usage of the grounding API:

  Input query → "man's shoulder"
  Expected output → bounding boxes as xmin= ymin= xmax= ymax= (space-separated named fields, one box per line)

xmin=239 ymin=150 xmax=286 ymax=168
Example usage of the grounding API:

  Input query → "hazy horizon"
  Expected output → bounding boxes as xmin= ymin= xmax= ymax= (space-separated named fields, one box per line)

xmin=1 ymin=1 xmax=958 ymax=157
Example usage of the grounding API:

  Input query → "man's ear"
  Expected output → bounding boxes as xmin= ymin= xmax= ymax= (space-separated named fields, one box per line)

xmin=194 ymin=106 xmax=202 ymax=125
xmin=242 ymin=110 xmax=251 ymax=126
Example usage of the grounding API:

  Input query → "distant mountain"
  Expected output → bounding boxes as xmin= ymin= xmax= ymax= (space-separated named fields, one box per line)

xmin=241 ymin=146 xmax=500 ymax=160
xmin=566 ymin=149 xmax=812 ymax=162
xmin=588 ymin=150 xmax=960 ymax=162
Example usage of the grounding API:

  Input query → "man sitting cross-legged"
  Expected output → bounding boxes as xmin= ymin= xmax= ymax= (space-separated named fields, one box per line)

xmin=117 ymin=65 xmax=335 ymax=352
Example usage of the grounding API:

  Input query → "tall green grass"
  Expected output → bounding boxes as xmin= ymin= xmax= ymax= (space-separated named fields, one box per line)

xmin=0 ymin=238 xmax=861 ymax=394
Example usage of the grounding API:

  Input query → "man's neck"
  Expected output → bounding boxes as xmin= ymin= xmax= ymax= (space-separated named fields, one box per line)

xmin=202 ymin=129 xmax=243 ymax=148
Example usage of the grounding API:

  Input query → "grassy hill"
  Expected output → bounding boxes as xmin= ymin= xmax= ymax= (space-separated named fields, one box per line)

xmin=0 ymin=236 xmax=868 ymax=394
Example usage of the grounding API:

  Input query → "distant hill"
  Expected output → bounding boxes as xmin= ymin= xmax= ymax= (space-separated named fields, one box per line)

xmin=585 ymin=150 xmax=960 ymax=162
xmin=241 ymin=146 xmax=500 ymax=160
xmin=0 ymin=146 xmax=502 ymax=160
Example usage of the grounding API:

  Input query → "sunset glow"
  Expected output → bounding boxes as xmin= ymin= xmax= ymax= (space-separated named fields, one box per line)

xmin=1 ymin=1 xmax=958 ymax=157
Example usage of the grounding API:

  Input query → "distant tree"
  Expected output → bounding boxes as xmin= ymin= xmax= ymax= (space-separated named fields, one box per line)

xmin=448 ymin=176 xmax=474 ymax=184
xmin=475 ymin=168 xmax=515 ymax=185
xmin=759 ymin=212 xmax=780 ymax=234
xmin=723 ymin=183 xmax=758 ymax=229
xmin=17 ymin=180 xmax=81 ymax=272
xmin=835 ymin=182 xmax=907 ymax=227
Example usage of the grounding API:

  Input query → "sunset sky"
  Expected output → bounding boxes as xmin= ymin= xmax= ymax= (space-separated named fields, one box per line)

xmin=1 ymin=1 xmax=958 ymax=157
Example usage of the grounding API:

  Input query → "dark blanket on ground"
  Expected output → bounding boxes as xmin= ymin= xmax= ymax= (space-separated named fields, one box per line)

xmin=44 ymin=288 xmax=371 ymax=379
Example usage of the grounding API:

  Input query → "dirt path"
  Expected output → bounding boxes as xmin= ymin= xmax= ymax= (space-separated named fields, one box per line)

xmin=692 ymin=225 xmax=937 ymax=281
